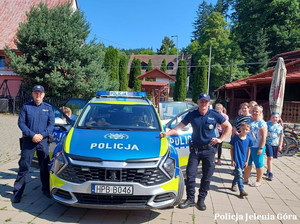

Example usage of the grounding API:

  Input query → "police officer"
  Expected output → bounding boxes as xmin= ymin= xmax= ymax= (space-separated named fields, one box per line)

xmin=12 ymin=85 xmax=55 ymax=203
xmin=160 ymin=93 xmax=232 ymax=211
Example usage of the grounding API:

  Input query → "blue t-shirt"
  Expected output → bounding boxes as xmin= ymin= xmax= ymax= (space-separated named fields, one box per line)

xmin=266 ymin=121 xmax=283 ymax=146
xmin=230 ymin=134 xmax=253 ymax=168
xmin=182 ymin=109 xmax=226 ymax=146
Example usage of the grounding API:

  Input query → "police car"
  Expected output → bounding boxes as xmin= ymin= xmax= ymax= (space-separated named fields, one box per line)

xmin=50 ymin=91 xmax=184 ymax=209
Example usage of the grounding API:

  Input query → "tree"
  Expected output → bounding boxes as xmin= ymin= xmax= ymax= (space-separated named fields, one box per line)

xmin=157 ymin=36 xmax=177 ymax=55
xmin=129 ymin=58 xmax=141 ymax=91
xmin=5 ymin=3 xmax=110 ymax=98
xmin=118 ymin=53 xmax=128 ymax=91
xmin=173 ymin=59 xmax=187 ymax=101
xmin=146 ymin=59 xmax=153 ymax=72
xmin=231 ymin=0 xmax=300 ymax=65
xmin=160 ymin=58 xmax=167 ymax=72
xmin=140 ymin=49 xmax=156 ymax=55
xmin=192 ymin=59 xmax=207 ymax=103
xmin=191 ymin=0 xmax=213 ymax=42
xmin=104 ymin=46 xmax=119 ymax=90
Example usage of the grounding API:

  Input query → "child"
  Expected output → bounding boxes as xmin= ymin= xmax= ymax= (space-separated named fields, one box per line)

xmin=265 ymin=112 xmax=284 ymax=181
xmin=215 ymin=103 xmax=229 ymax=165
xmin=230 ymin=122 xmax=253 ymax=197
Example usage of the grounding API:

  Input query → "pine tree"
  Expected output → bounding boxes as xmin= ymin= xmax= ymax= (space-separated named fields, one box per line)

xmin=104 ymin=46 xmax=119 ymax=90
xmin=4 ymin=3 xmax=110 ymax=98
xmin=157 ymin=36 xmax=176 ymax=55
xmin=160 ymin=58 xmax=167 ymax=72
xmin=118 ymin=53 xmax=128 ymax=91
xmin=129 ymin=58 xmax=142 ymax=91
xmin=192 ymin=59 xmax=207 ymax=103
xmin=173 ymin=59 xmax=187 ymax=101
xmin=146 ymin=59 xmax=153 ymax=72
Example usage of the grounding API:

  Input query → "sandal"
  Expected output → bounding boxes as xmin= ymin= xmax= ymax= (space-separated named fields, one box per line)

xmin=250 ymin=182 xmax=261 ymax=187
xmin=243 ymin=179 xmax=249 ymax=184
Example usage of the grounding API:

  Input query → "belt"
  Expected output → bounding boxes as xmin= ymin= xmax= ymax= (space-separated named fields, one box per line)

xmin=194 ymin=144 xmax=210 ymax=150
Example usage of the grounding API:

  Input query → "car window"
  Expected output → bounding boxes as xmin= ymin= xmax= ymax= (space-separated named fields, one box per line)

xmin=77 ymin=103 xmax=160 ymax=131
xmin=52 ymin=105 xmax=72 ymax=125
xmin=65 ymin=99 xmax=88 ymax=116
xmin=160 ymin=102 xmax=194 ymax=120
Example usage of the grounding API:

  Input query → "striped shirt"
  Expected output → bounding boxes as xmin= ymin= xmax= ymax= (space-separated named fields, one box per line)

xmin=234 ymin=114 xmax=251 ymax=133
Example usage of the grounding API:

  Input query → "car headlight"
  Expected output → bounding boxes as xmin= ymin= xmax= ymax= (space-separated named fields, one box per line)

xmin=52 ymin=151 xmax=67 ymax=174
xmin=163 ymin=157 xmax=175 ymax=179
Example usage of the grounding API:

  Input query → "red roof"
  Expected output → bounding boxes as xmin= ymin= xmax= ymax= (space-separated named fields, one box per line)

xmin=137 ymin=68 xmax=176 ymax=81
xmin=0 ymin=0 xmax=77 ymax=50
xmin=219 ymin=59 xmax=300 ymax=90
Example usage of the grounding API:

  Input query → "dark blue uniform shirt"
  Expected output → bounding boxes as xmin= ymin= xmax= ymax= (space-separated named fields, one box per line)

xmin=182 ymin=109 xmax=226 ymax=146
xmin=18 ymin=101 xmax=55 ymax=140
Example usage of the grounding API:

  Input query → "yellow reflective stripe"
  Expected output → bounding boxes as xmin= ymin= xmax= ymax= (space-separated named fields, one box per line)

xmin=160 ymin=137 xmax=168 ymax=156
xmin=64 ymin=127 xmax=74 ymax=153
xmin=179 ymin=156 xmax=189 ymax=168
xmin=93 ymin=101 xmax=148 ymax=105
xmin=160 ymin=176 xmax=179 ymax=192
xmin=50 ymin=173 xmax=66 ymax=188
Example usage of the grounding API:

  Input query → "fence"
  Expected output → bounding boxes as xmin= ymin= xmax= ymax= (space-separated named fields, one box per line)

xmin=4 ymin=95 xmax=71 ymax=114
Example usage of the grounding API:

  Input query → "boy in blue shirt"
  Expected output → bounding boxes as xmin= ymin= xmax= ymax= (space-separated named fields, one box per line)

xmin=230 ymin=122 xmax=253 ymax=197
xmin=265 ymin=112 xmax=284 ymax=181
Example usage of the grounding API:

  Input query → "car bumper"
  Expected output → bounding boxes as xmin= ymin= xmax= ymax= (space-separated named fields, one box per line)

xmin=50 ymin=174 xmax=180 ymax=209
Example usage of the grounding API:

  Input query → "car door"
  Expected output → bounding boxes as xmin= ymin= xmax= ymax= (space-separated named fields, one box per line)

xmin=165 ymin=106 xmax=197 ymax=172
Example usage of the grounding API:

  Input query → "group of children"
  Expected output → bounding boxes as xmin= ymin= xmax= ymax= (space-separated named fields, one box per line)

xmin=215 ymin=101 xmax=284 ymax=198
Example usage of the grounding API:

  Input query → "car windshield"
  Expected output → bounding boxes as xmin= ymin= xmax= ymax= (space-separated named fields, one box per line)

xmin=76 ymin=103 xmax=160 ymax=131
xmin=159 ymin=102 xmax=195 ymax=120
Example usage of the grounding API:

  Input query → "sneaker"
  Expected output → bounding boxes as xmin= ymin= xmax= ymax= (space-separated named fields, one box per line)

xmin=231 ymin=185 xmax=237 ymax=192
xmin=217 ymin=159 xmax=221 ymax=165
xmin=43 ymin=190 xmax=52 ymax=199
xmin=264 ymin=170 xmax=269 ymax=176
xmin=267 ymin=173 xmax=273 ymax=181
xmin=240 ymin=190 xmax=248 ymax=197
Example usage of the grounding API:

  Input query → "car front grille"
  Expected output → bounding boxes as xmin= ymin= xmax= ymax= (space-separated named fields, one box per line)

xmin=57 ymin=164 xmax=169 ymax=186
xmin=74 ymin=193 xmax=151 ymax=206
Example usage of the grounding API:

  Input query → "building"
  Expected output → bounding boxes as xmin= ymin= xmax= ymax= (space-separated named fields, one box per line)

xmin=0 ymin=0 xmax=78 ymax=98
xmin=137 ymin=68 xmax=176 ymax=107
xmin=215 ymin=50 xmax=300 ymax=123
xmin=128 ymin=54 xmax=192 ymax=81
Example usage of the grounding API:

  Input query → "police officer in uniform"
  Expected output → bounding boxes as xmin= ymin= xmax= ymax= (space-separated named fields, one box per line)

xmin=12 ymin=85 xmax=55 ymax=203
xmin=161 ymin=93 xmax=232 ymax=210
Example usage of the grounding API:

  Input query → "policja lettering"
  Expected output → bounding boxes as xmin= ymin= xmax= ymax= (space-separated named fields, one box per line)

xmin=90 ymin=142 xmax=139 ymax=151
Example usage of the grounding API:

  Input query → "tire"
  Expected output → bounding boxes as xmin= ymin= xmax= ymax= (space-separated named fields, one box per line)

xmin=173 ymin=169 xmax=184 ymax=206
xmin=281 ymin=137 xmax=297 ymax=156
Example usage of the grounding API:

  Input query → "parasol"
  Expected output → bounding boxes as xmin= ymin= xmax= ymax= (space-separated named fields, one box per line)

xmin=269 ymin=57 xmax=287 ymax=115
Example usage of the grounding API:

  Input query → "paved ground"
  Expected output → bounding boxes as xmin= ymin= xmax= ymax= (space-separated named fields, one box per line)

xmin=0 ymin=114 xmax=299 ymax=224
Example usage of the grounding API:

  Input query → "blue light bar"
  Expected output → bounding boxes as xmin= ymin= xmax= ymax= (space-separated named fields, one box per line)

xmin=96 ymin=91 xmax=147 ymax=98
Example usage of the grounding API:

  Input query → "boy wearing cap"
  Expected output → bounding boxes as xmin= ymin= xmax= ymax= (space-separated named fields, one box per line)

xmin=160 ymin=93 xmax=232 ymax=211
xmin=12 ymin=85 xmax=54 ymax=203
xmin=265 ymin=112 xmax=284 ymax=180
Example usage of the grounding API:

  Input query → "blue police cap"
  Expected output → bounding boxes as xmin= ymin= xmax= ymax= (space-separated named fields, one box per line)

xmin=198 ymin=93 xmax=210 ymax=101
xmin=32 ymin=85 xmax=45 ymax=93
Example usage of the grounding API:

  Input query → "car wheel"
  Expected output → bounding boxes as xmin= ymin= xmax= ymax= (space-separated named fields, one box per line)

xmin=173 ymin=169 xmax=184 ymax=206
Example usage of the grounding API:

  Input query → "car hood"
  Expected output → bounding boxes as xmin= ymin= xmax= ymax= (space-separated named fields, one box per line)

xmin=65 ymin=128 xmax=165 ymax=161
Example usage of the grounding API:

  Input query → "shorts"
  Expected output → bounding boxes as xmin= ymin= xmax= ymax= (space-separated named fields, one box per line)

xmin=248 ymin=146 xmax=265 ymax=169
xmin=266 ymin=144 xmax=278 ymax=159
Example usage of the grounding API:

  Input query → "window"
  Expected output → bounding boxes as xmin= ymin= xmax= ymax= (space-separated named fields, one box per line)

xmin=167 ymin=62 xmax=174 ymax=70
xmin=141 ymin=62 xmax=148 ymax=70
xmin=0 ymin=56 xmax=5 ymax=69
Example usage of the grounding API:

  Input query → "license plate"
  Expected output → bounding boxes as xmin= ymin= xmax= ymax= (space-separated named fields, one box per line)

xmin=91 ymin=184 xmax=133 ymax=195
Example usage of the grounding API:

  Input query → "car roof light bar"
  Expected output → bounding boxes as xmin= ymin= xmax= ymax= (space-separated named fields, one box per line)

xmin=96 ymin=91 xmax=147 ymax=99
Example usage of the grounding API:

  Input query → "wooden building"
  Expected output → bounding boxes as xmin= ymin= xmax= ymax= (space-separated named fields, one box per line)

xmin=215 ymin=50 xmax=300 ymax=123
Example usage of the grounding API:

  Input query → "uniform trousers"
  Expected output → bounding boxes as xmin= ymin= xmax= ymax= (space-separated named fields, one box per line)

xmin=186 ymin=145 xmax=216 ymax=201
xmin=13 ymin=139 xmax=50 ymax=197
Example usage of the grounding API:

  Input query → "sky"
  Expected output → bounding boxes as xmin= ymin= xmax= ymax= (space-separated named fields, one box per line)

xmin=77 ymin=0 xmax=217 ymax=51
